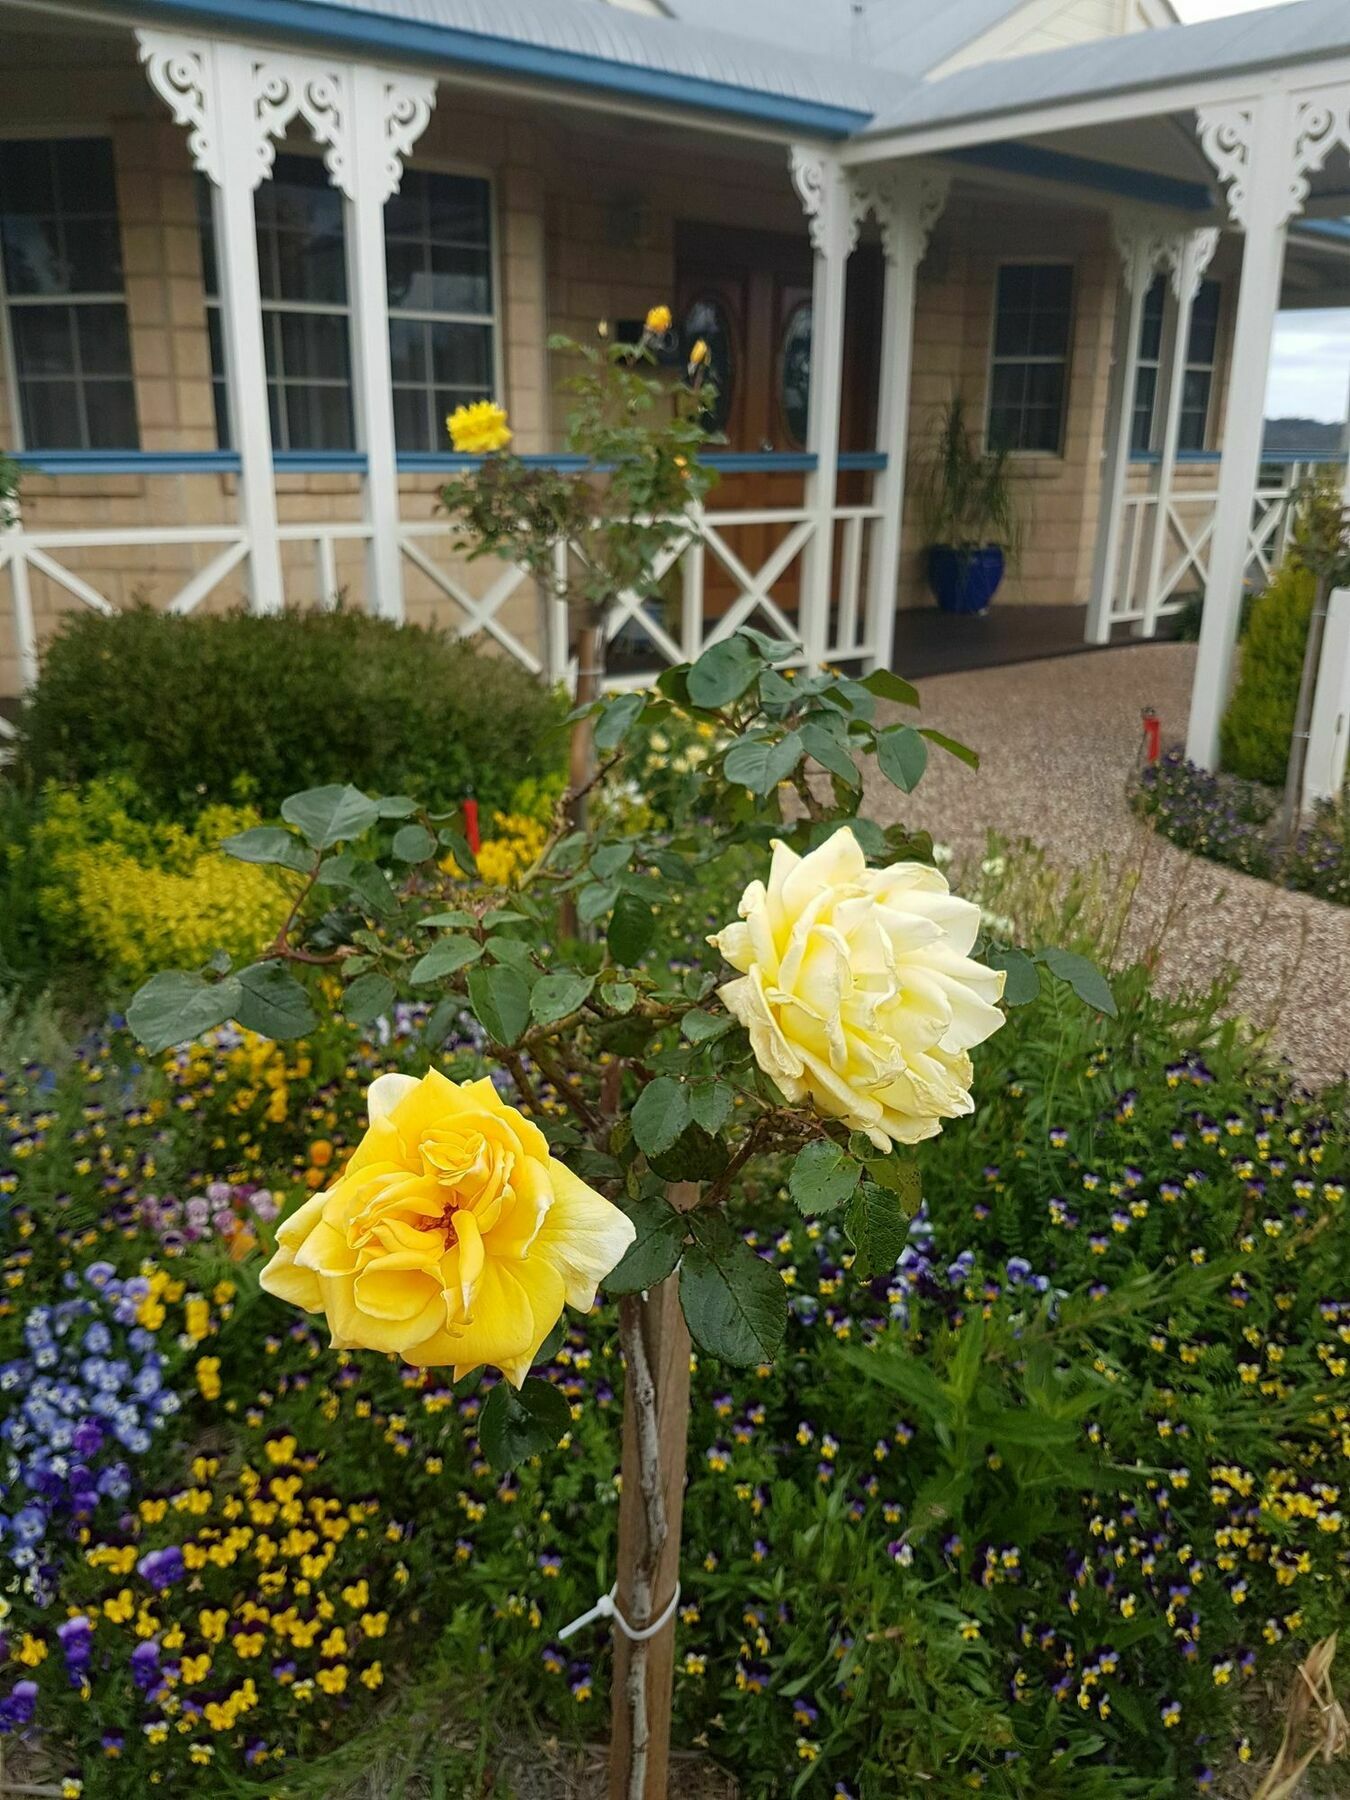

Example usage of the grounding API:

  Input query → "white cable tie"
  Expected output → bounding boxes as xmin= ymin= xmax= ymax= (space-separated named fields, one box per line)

xmin=557 ymin=1581 xmax=681 ymax=1644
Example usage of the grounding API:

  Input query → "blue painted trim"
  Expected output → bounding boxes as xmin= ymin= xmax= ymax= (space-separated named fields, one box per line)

xmin=1297 ymin=219 xmax=1350 ymax=244
xmin=273 ymin=450 xmax=368 ymax=472
xmin=13 ymin=449 xmax=241 ymax=475
xmin=709 ymin=451 xmax=815 ymax=473
xmin=1130 ymin=448 xmax=1347 ymax=466
xmin=121 ymin=0 xmax=870 ymax=136
xmin=398 ymin=449 xmax=882 ymax=475
xmin=947 ymin=142 xmax=1212 ymax=214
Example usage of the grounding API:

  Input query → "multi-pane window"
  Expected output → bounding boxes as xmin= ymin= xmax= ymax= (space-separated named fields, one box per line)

xmin=987 ymin=263 xmax=1073 ymax=455
xmin=1131 ymin=275 xmax=1222 ymax=454
xmin=201 ymin=154 xmax=353 ymax=452
xmin=386 ymin=169 xmax=495 ymax=452
xmin=201 ymin=161 xmax=496 ymax=455
xmin=0 ymin=137 xmax=138 ymax=450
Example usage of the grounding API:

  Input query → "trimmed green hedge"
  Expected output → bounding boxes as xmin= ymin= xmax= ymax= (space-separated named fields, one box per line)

xmin=1219 ymin=559 xmax=1314 ymax=786
xmin=17 ymin=607 xmax=567 ymax=820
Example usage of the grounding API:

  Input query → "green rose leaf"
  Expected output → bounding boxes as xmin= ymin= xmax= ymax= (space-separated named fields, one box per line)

xmin=594 ymin=691 xmax=646 ymax=751
xmin=919 ymin=728 xmax=980 ymax=771
xmin=233 ymin=961 xmax=317 ymax=1041
xmin=439 ymin=830 xmax=479 ymax=877
xmin=987 ymin=946 xmax=1041 ymax=1006
xmin=861 ymin=669 xmax=921 ymax=710
xmin=391 ymin=823 xmax=438 ymax=863
xmin=127 ymin=970 xmax=243 ymax=1055
xmin=220 ymin=826 xmax=313 ymax=875
xmin=609 ymin=891 xmax=656 ymax=966
xmin=687 ymin=635 xmax=761 ymax=709
xmin=478 ymin=1377 xmax=571 ymax=1471
xmin=864 ymin=1154 xmax=923 ymax=1218
xmin=631 ymin=1076 xmax=690 ymax=1157
xmin=801 ymin=723 xmax=861 ymax=789
xmin=845 ymin=1180 xmax=911 ymax=1279
xmin=722 ymin=731 xmax=804 ymax=796
xmin=605 ymin=1197 xmax=687 ymax=1295
xmin=1037 ymin=946 xmax=1118 ymax=1018
xmin=314 ymin=853 xmax=398 ymax=920
xmin=648 ymin=1123 xmax=729 ymax=1184
xmin=601 ymin=980 xmax=638 ymax=1015
xmin=681 ymin=1008 xmax=732 ymax=1045
xmin=281 ymin=784 xmax=382 ymax=849
xmin=374 ymin=795 xmax=419 ymax=819
xmin=876 ymin=725 xmax=929 ymax=794
xmin=342 ymin=971 xmax=396 ymax=1026
xmin=789 ymin=1140 xmax=862 ymax=1215
xmin=417 ymin=909 xmax=477 ymax=929
xmin=410 ymin=937 xmax=484 ymax=984
xmin=736 ymin=625 xmax=799 ymax=663
xmin=466 ymin=965 xmax=532 ymax=1045
xmin=680 ymin=1219 xmax=787 ymax=1366
xmin=530 ymin=969 xmax=595 ymax=1028
xmin=688 ymin=1080 xmax=734 ymax=1135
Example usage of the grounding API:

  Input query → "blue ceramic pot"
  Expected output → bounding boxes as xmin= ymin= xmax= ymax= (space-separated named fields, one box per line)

xmin=927 ymin=544 xmax=1005 ymax=614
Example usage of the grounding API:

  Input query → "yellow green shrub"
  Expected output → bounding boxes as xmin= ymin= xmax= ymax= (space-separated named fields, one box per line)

xmin=29 ymin=777 xmax=287 ymax=993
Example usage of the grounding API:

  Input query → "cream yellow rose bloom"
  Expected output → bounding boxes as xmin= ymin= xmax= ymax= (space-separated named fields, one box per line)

xmin=259 ymin=1070 xmax=635 ymax=1385
xmin=710 ymin=827 xmax=1006 ymax=1150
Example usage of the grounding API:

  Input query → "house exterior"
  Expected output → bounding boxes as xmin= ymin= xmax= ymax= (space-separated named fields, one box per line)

xmin=3 ymin=0 xmax=1350 ymax=777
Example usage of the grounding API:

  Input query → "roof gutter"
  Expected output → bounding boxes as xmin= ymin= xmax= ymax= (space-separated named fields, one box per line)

xmin=113 ymin=0 xmax=876 ymax=136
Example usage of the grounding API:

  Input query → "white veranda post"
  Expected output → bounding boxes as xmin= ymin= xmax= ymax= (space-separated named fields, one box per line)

xmin=1087 ymin=214 xmax=1169 ymax=645
xmin=138 ymin=33 xmax=434 ymax=622
xmin=138 ymin=34 xmax=284 ymax=614
xmin=344 ymin=66 xmax=435 ymax=620
xmin=1186 ymin=87 xmax=1334 ymax=768
xmin=855 ymin=167 xmax=949 ymax=674
xmin=792 ymin=147 xmax=853 ymax=673
xmin=1142 ymin=227 xmax=1219 ymax=640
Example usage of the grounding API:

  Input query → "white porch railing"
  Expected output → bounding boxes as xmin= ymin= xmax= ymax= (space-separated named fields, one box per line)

xmin=0 ymin=451 xmax=888 ymax=729
xmin=1106 ymin=452 xmax=1348 ymax=635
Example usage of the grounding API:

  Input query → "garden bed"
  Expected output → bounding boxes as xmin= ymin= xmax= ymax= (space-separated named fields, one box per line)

xmin=1131 ymin=747 xmax=1350 ymax=907
xmin=2 ymin=940 xmax=1348 ymax=1796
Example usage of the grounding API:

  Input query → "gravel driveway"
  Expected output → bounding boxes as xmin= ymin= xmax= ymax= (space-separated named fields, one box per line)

xmin=864 ymin=641 xmax=1350 ymax=1086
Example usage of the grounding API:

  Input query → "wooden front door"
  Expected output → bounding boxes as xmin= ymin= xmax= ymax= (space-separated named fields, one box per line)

xmin=675 ymin=222 xmax=880 ymax=633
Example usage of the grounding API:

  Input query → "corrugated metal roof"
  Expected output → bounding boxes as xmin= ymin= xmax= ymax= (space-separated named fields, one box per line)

xmin=276 ymin=0 xmax=902 ymax=119
xmin=859 ymin=0 xmax=1350 ymax=137
xmin=656 ymin=0 xmax=1032 ymax=78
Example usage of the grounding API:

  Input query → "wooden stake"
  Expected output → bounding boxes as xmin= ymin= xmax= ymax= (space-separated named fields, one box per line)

xmin=609 ymin=1183 xmax=697 ymax=1800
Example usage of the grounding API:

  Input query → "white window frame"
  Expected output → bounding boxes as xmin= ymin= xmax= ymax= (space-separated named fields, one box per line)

xmin=985 ymin=257 xmax=1076 ymax=459
xmin=1131 ymin=274 xmax=1223 ymax=456
xmin=201 ymin=151 xmax=504 ymax=455
xmin=1178 ymin=279 xmax=1222 ymax=455
xmin=385 ymin=157 xmax=504 ymax=455
xmin=0 ymin=126 xmax=138 ymax=454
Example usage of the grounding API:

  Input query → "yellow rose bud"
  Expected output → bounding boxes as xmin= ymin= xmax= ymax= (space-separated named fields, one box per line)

xmin=709 ymin=827 xmax=1006 ymax=1149
xmin=688 ymin=337 xmax=710 ymax=370
xmin=446 ymin=400 xmax=512 ymax=455
xmin=645 ymin=304 xmax=673 ymax=335
xmin=259 ymin=1071 xmax=635 ymax=1385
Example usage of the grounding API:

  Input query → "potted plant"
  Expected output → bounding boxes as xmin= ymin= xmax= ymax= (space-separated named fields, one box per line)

xmin=917 ymin=395 xmax=1022 ymax=614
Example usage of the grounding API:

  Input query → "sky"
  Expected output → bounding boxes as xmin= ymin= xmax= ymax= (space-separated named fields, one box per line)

xmin=1173 ymin=0 xmax=1350 ymax=421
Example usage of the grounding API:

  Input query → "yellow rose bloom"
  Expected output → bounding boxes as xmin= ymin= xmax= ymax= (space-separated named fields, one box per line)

xmin=447 ymin=400 xmax=512 ymax=455
xmin=645 ymin=304 xmax=673 ymax=335
xmin=259 ymin=1071 xmax=635 ymax=1385
xmin=710 ymin=827 xmax=1006 ymax=1150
